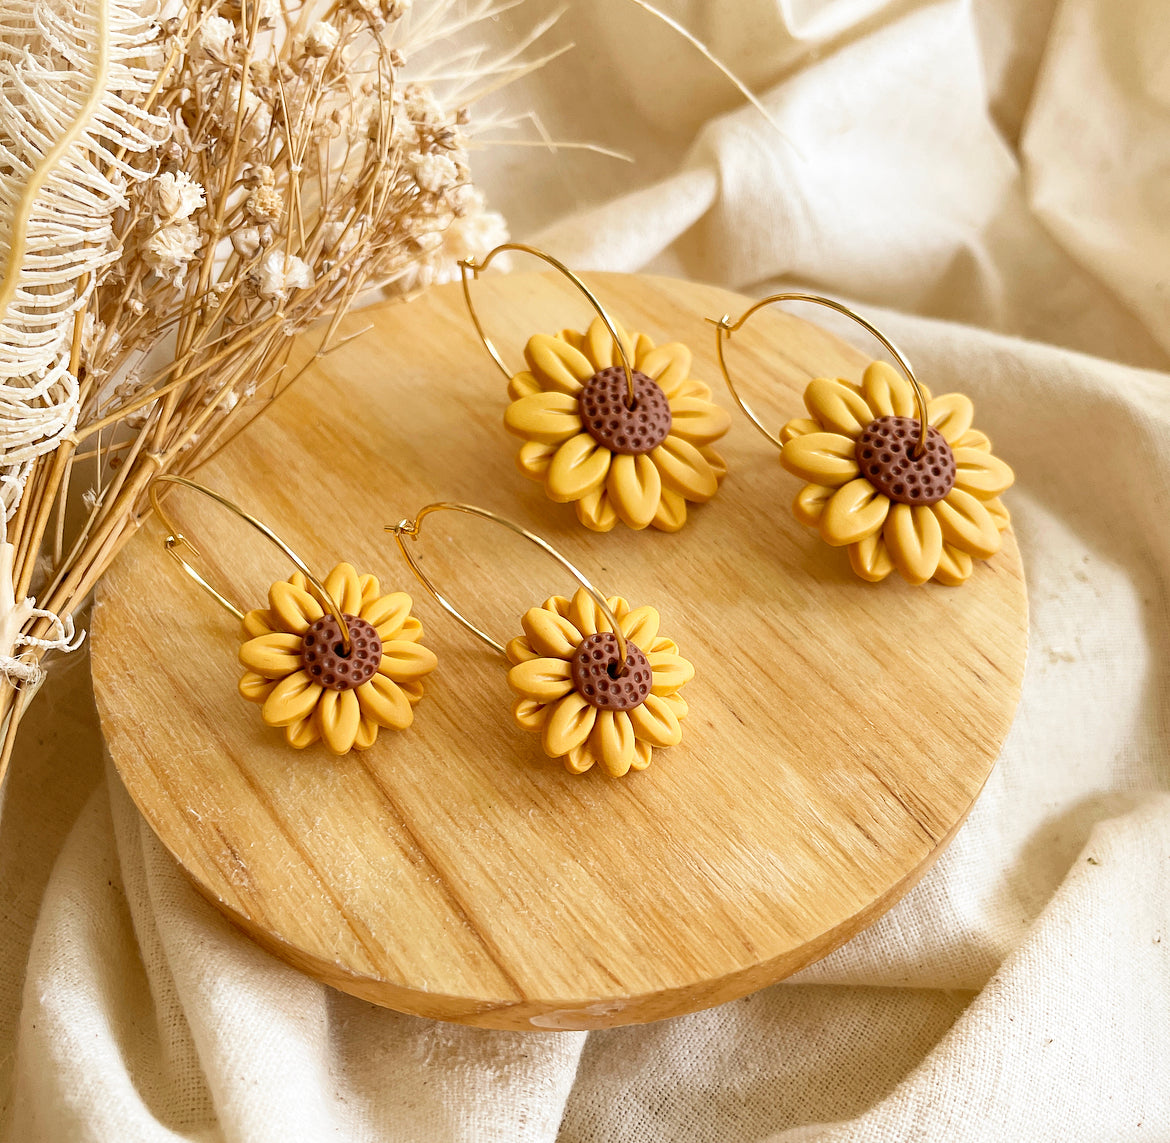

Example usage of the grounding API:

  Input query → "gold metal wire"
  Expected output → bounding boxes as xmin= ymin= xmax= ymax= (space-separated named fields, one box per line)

xmin=148 ymin=474 xmax=352 ymax=652
xmin=387 ymin=502 xmax=628 ymax=667
xmin=708 ymin=293 xmax=931 ymax=458
xmin=459 ymin=242 xmax=638 ymax=407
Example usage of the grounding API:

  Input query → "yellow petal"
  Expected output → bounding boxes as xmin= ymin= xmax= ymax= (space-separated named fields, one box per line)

xmin=804 ymin=377 xmax=874 ymax=435
xmin=781 ymin=417 xmax=820 ymax=443
xmin=543 ymin=692 xmax=597 ymax=757
xmin=359 ymin=574 xmax=381 ymax=608
xmin=521 ymin=607 xmax=582 ymax=658
xmin=356 ymin=674 xmax=413 ymax=730
xmin=934 ymin=488 xmax=1001 ymax=559
xmin=238 ymin=671 xmax=275 ymax=703
xmin=985 ymin=496 xmax=1011 ymax=532
xmin=606 ymin=596 xmax=631 ymax=621
xmin=575 ymin=486 xmax=618 ymax=532
xmin=504 ymin=391 xmax=582 ymax=445
xmin=820 ymin=477 xmax=890 ymax=547
xmin=563 ymin=743 xmax=596 ymax=774
xmin=323 ymin=563 xmax=363 ymax=615
xmin=559 ymin=327 xmax=588 ymax=354
xmin=590 ymin=710 xmax=636 ymax=777
xmin=239 ymin=632 xmax=304 ymax=679
xmin=584 ymin=316 xmax=634 ymax=372
xmin=793 ymin=483 xmax=834 ymax=527
xmin=353 ymin=716 xmax=379 ymax=752
xmin=927 ymin=393 xmax=974 ymax=443
xmin=507 ymin=370 xmax=542 ymax=400
xmin=400 ymin=681 xmax=425 ymax=706
xmin=523 ymin=333 xmax=594 ymax=394
xmin=546 ymin=433 xmax=611 ymax=503
xmin=934 ymin=543 xmax=974 ymax=586
xmin=396 ymin=616 xmax=424 ymax=644
xmin=953 ymin=428 xmax=992 ymax=452
xmin=631 ymin=739 xmax=654 ymax=771
xmin=507 ymin=656 xmax=574 ymax=703
xmin=952 ymin=447 xmax=1014 ymax=500
xmin=639 ymin=341 xmax=692 ymax=398
xmin=675 ymin=377 xmax=714 ymax=402
xmin=287 ymin=571 xmax=309 ymax=591
xmin=261 ymin=670 xmax=323 ymax=727
xmin=512 ymin=698 xmax=548 ymax=733
xmin=544 ymin=595 xmax=573 ymax=618
xmin=651 ymin=437 xmax=720 ymax=502
xmin=505 ymin=635 xmax=540 ymax=664
xmin=632 ymin=332 xmax=656 ymax=369
xmin=699 ymin=444 xmax=728 ymax=483
xmin=619 ymin=605 xmax=659 ymax=647
xmin=651 ymin=488 xmax=688 ymax=532
xmin=650 ymin=636 xmax=678 ymax=655
xmin=608 ymin=452 xmax=662 ymax=530
xmin=285 ymin=713 xmax=320 ymax=750
xmin=862 ymin=360 xmax=917 ymax=418
xmin=516 ymin=439 xmax=557 ymax=480
xmin=628 ymin=693 xmax=682 ymax=747
xmin=660 ymin=691 xmax=688 ymax=721
xmin=317 ymin=688 xmax=361 ymax=754
xmin=240 ymin=608 xmax=276 ymax=639
xmin=362 ymin=592 xmax=412 ymax=640
xmin=568 ymin=588 xmax=604 ymax=638
xmin=884 ymin=504 xmax=943 ymax=585
xmin=665 ymin=397 xmax=731 ymax=446
xmin=647 ymin=651 xmax=694 ymax=696
xmin=780 ymin=432 xmax=860 ymax=487
xmin=848 ymin=533 xmax=894 ymax=582
xmin=268 ymin=580 xmax=324 ymax=636
xmin=379 ymin=640 xmax=438 ymax=682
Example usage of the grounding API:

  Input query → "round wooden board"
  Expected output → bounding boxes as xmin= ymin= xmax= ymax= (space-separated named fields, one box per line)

xmin=91 ymin=272 xmax=1027 ymax=1030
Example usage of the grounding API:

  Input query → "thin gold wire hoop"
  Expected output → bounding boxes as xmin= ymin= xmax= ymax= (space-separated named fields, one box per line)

xmin=387 ymin=502 xmax=628 ymax=667
xmin=148 ymin=474 xmax=352 ymax=652
xmin=708 ymin=293 xmax=930 ymax=458
xmin=459 ymin=242 xmax=637 ymax=408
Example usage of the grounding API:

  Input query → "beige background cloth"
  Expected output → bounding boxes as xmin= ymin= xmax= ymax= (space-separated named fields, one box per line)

xmin=4 ymin=0 xmax=1170 ymax=1138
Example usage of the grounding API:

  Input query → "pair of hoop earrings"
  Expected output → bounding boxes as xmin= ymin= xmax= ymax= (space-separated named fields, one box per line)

xmin=149 ymin=476 xmax=693 ymax=774
xmin=461 ymin=245 xmax=1015 ymax=587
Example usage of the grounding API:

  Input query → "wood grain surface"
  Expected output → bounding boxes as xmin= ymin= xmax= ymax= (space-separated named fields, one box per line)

xmin=91 ymin=272 xmax=1028 ymax=1030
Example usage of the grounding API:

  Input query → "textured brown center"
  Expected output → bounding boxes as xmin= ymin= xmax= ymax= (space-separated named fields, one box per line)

xmin=578 ymin=367 xmax=672 ymax=455
xmin=570 ymin=632 xmax=652 ymax=711
xmin=302 ymin=613 xmax=381 ymax=691
xmin=855 ymin=416 xmax=956 ymax=506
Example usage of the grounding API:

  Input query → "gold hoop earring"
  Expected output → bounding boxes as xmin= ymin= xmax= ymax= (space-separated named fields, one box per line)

xmin=460 ymin=243 xmax=731 ymax=533
xmin=150 ymin=475 xmax=437 ymax=755
xmin=709 ymin=295 xmax=1014 ymax=586
xmin=387 ymin=502 xmax=694 ymax=777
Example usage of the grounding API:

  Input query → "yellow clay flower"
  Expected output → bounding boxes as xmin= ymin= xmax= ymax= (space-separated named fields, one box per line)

xmin=504 ymin=317 xmax=731 ymax=532
xmin=237 ymin=562 xmax=437 ymax=754
xmin=780 ymin=362 xmax=1014 ymax=585
xmin=506 ymin=587 xmax=693 ymax=776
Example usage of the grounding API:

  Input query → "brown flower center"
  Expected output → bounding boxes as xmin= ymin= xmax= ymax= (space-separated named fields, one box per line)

xmin=302 ymin=613 xmax=382 ymax=691
xmin=855 ymin=416 xmax=956 ymax=506
xmin=578 ymin=367 xmax=672 ymax=455
xmin=570 ymin=632 xmax=652 ymax=711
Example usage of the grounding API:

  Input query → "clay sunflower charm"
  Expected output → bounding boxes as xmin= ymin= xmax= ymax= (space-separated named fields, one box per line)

xmin=780 ymin=362 xmax=1014 ymax=585
xmin=237 ymin=563 xmax=437 ymax=754
xmin=503 ymin=316 xmax=731 ymax=532
xmin=506 ymin=587 xmax=693 ymax=776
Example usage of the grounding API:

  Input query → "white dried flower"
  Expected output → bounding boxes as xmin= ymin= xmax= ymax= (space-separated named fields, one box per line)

xmin=257 ymin=251 xmax=315 ymax=301
xmin=197 ymin=16 xmax=236 ymax=63
xmin=151 ymin=171 xmax=205 ymax=222
xmin=385 ymin=0 xmax=411 ymax=18
xmin=245 ymin=184 xmax=282 ymax=222
xmin=232 ymin=227 xmax=262 ymax=259
xmin=305 ymin=21 xmax=339 ymax=57
xmin=409 ymin=151 xmax=457 ymax=195
xmin=403 ymin=84 xmax=442 ymax=126
xmin=143 ymin=220 xmax=202 ymax=287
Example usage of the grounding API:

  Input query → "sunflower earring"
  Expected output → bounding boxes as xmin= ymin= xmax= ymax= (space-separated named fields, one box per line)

xmin=709 ymin=295 xmax=1014 ymax=586
xmin=387 ymin=502 xmax=693 ymax=776
xmin=460 ymin=243 xmax=731 ymax=533
xmin=148 ymin=476 xmax=437 ymax=755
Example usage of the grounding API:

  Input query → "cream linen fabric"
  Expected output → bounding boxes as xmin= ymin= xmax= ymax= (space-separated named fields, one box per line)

xmin=4 ymin=0 xmax=1170 ymax=1138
